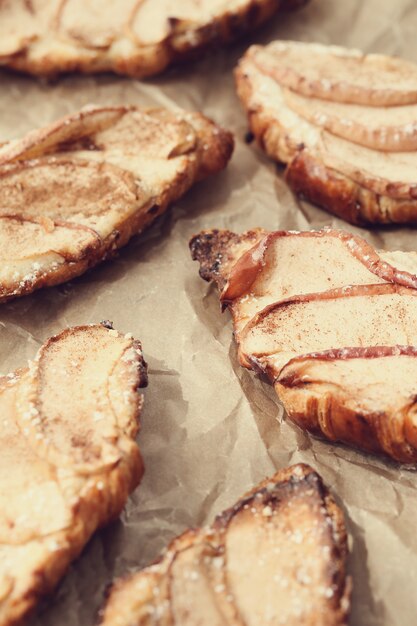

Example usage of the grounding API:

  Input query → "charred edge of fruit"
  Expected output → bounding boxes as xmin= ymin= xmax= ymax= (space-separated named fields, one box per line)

xmin=213 ymin=465 xmax=322 ymax=530
xmin=189 ymin=229 xmax=238 ymax=286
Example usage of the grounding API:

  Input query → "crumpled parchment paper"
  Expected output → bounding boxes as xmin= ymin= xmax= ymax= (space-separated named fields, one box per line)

xmin=1 ymin=1 xmax=417 ymax=624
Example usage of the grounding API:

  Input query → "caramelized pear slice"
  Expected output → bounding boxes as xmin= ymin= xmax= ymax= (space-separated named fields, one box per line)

xmin=239 ymin=285 xmax=417 ymax=373
xmin=190 ymin=229 xmax=417 ymax=340
xmin=284 ymin=88 xmax=417 ymax=152
xmin=253 ymin=41 xmax=417 ymax=106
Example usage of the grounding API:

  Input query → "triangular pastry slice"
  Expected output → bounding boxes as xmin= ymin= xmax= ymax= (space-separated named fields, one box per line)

xmin=236 ymin=41 xmax=417 ymax=224
xmin=0 ymin=0 xmax=308 ymax=78
xmin=0 ymin=323 xmax=147 ymax=626
xmin=190 ymin=228 xmax=417 ymax=462
xmin=100 ymin=464 xmax=350 ymax=626
xmin=0 ymin=105 xmax=233 ymax=303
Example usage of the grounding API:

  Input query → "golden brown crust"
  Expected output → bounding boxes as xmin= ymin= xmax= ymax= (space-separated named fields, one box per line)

xmin=0 ymin=105 xmax=233 ymax=303
xmin=235 ymin=42 xmax=417 ymax=225
xmin=99 ymin=464 xmax=350 ymax=626
xmin=286 ymin=151 xmax=417 ymax=226
xmin=190 ymin=227 xmax=417 ymax=462
xmin=235 ymin=60 xmax=298 ymax=163
xmin=276 ymin=349 xmax=417 ymax=463
xmin=0 ymin=0 xmax=308 ymax=78
xmin=0 ymin=323 xmax=147 ymax=626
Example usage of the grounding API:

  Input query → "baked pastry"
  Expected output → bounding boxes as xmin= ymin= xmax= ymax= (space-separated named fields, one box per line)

xmin=0 ymin=105 xmax=233 ymax=303
xmin=0 ymin=0 xmax=308 ymax=78
xmin=235 ymin=41 xmax=417 ymax=225
xmin=99 ymin=464 xmax=350 ymax=626
xmin=190 ymin=228 xmax=417 ymax=462
xmin=0 ymin=323 xmax=147 ymax=626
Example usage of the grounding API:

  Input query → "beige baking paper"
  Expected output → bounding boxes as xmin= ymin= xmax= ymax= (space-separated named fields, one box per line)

xmin=1 ymin=1 xmax=417 ymax=624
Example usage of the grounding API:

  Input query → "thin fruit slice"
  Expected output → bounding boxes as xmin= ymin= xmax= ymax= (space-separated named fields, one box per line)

xmin=252 ymin=41 xmax=417 ymax=106
xmin=99 ymin=464 xmax=350 ymax=626
xmin=284 ymin=88 xmax=417 ymax=152
xmin=190 ymin=228 xmax=417 ymax=339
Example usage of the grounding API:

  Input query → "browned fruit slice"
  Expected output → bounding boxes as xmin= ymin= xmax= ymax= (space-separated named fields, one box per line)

xmin=0 ymin=323 xmax=148 ymax=626
xmin=252 ymin=41 xmax=417 ymax=106
xmin=239 ymin=284 xmax=417 ymax=373
xmin=0 ymin=105 xmax=233 ymax=303
xmin=284 ymin=88 xmax=417 ymax=152
xmin=0 ymin=0 xmax=309 ymax=78
xmin=191 ymin=229 xmax=417 ymax=339
xmin=190 ymin=228 xmax=417 ymax=462
xmin=99 ymin=464 xmax=350 ymax=626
